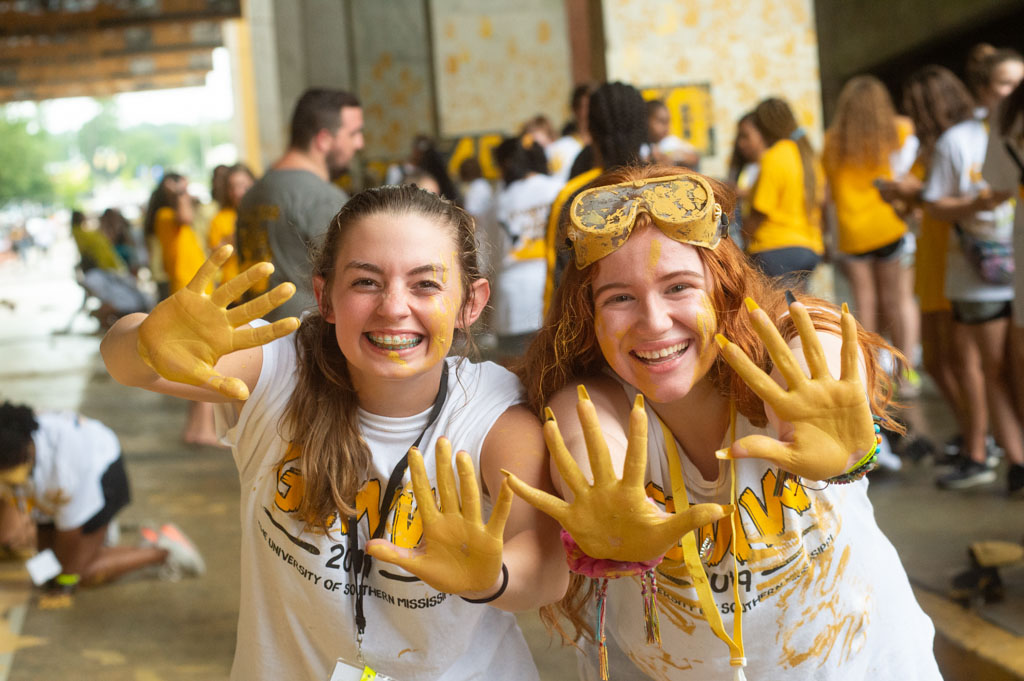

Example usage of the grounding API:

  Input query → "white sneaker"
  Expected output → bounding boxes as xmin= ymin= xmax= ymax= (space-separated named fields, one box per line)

xmin=156 ymin=523 xmax=206 ymax=580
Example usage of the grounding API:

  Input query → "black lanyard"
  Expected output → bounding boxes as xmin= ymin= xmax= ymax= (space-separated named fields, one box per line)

xmin=347 ymin=362 xmax=449 ymax=642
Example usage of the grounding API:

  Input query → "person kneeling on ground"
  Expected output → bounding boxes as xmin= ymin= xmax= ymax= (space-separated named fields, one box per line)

xmin=0 ymin=401 xmax=204 ymax=591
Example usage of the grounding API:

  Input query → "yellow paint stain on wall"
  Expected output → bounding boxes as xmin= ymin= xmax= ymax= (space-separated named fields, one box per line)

xmin=683 ymin=5 xmax=699 ymax=27
xmin=445 ymin=55 xmax=460 ymax=75
xmin=537 ymin=20 xmax=551 ymax=43
xmin=444 ymin=20 xmax=456 ymax=40
xmin=479 ymin=16 xmax=493 ymax=38
xmin=134 ymin=669 xmax=165 ymax=681
xmin=655 ymin=5 xmax=679 ymax=35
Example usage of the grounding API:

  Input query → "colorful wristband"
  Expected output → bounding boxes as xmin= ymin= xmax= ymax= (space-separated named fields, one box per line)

xmin=560 ymin=528 xmax=663 ymax=578
xmin=827 ymin=418 xmax=882 ymax=485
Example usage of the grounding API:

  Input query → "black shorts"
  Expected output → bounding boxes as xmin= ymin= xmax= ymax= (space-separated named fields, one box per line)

xmin=951 ymin=299 xmax=1013 ymax=325
xmin=848 ymin=235 xmax=907 ymax=262
xmin=749 ymin=247 xmax=820 ymax=288
xmin=80 ymin=457 xmax=131 ymax=534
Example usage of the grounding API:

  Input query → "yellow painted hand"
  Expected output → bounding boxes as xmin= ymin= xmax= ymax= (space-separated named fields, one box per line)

xmin=504 ymin=388 xmax=733 ymax=563
xmin=137 ymin=245 xmax=300 ymax=400
xmin=365 ymin=439 xmax=513 ymax=596
xmin=715 ymin=298 xmax=876 ymax=480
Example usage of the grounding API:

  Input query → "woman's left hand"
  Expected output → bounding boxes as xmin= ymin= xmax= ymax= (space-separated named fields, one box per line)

xmin=715 ymin=298 xmax=876 ymax=481
xmin=366 ymin=438 xmax=513 ymax=597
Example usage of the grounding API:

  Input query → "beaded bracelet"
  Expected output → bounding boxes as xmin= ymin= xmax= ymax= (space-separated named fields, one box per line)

xmin=827 ymin=417 xmax=882 ymax=485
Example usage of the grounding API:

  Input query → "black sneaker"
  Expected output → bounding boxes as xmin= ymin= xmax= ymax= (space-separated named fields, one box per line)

xmin=935 ymin=436 xmax=1001 ymax=471
xmin=936 ymin=459 xmax=998 ymax=490
xmin=1009 ymin=464 xmax=1024 ymax=497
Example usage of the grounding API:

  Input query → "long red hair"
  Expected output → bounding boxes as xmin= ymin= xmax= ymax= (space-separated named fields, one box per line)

xmin=517 ymin=164 xmax=902 ymax=642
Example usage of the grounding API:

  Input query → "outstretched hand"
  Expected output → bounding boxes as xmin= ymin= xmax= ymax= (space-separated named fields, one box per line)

xmin=137 ymin=245 xmax=300 ymax=400
xmin=365 ymin=438 xmax=512 ymax=596
xmin=714 ymin=298 xmax=876 ymax=480
xmin=504 ymin=388 xmax=733 ymax=564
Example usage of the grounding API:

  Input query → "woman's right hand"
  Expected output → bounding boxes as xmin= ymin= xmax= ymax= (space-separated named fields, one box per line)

xmin=137 ymin=245 xmax=300 ymax=400
xmin=504 ymin=387 xmax=733 ymax=564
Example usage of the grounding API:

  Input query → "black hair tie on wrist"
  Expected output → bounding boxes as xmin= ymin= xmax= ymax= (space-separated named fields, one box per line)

xmin=460 ymin=563 xmax=509 ymax=604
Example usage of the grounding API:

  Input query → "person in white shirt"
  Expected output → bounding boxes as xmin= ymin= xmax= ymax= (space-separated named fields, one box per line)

xmin=0 ymin=402 xmax=203 ymax=590
xmin=101 ymin=185 xmax=566 ymax=681
xmin=983 ymin=77 xmax=1024 ymax=496
xmin=922 ymin=47 xmax=1024 ymax=493
xmin=491 ymin=136 xmax=565 ymax=361
xmin=646 ymin=99 xmax=700 ymax=169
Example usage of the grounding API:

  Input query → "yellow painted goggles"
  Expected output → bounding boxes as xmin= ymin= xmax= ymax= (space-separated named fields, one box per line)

xmin=567 ymin=174 xmax=725 ymax=267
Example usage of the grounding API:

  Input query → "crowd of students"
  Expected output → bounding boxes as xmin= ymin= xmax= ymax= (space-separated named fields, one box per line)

xmin=11 ymin=42 xmax=1024 ymax=681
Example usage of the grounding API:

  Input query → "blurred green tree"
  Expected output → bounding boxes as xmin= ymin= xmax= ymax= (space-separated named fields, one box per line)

xmin=0 ymin=116 xmax=54 ymax=206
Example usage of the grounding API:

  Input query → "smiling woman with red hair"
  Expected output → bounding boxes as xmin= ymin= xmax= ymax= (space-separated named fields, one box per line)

xmin=507 ymin=165 xmax=941 ymax=680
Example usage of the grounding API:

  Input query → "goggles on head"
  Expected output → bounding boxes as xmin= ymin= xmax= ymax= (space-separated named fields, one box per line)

xmin=567 ymin=174 xmax=726 ymax=268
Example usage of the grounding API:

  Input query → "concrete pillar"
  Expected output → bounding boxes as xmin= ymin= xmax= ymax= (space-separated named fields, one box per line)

xmin=430 ymin=0 xmax=573 ymax=138
xmin=600 ymin=0 xmax=824 ymax=179
xmin=243 ymin=0 xmax=287 ymax=169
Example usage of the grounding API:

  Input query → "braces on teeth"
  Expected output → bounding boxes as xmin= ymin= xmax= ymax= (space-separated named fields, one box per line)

xmin=368 ymin=335 xmax=421 ymax=350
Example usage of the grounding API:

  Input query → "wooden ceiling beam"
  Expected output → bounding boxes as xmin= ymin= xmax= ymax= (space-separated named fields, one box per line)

xmin=0 ymin=69 xmax=209 ymax=103
xmin=0 ymin=21 xmax=223 ymax=63
xmin=0 ymin=0 xmax=241 ymax=38
xmin=0 ymin=48 xmax=214 ymax=88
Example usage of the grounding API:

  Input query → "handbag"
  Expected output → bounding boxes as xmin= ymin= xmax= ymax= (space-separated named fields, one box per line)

xmin=954 ymin=223 xmax=1014 ymax=285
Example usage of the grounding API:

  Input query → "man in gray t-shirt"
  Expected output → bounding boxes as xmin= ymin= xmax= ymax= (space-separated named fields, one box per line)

xmin=237 ymin=89 xmax=364 ymax=320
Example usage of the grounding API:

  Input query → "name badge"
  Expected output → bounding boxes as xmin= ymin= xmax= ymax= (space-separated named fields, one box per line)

xmin=329 ymin=659 xmax=397 ymax=681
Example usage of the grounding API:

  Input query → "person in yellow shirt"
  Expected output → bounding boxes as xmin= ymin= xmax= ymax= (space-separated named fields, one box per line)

xmin=208 ymin=163 xmax=255 ymax=283
xmin=823 ymin=75 xmax=919 ymax=388
xmin=143 ymin=174 xmax=219 ymax=447
xmin=743 ymin=98 xmax=824 ymax=290
xmin=143 ymin=173 xmax=206 ymax=297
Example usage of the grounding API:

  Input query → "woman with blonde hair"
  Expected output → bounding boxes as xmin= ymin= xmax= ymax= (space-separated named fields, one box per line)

xmin=102 ymin=185 xmax=566 ymax=680
xmin=823 ymin=75 xmax=919 ymax=392
xmin=506 ymin=164 xmax=940 ymax=679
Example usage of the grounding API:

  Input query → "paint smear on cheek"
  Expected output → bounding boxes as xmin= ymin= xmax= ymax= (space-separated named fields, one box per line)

xmin=691 ymin=292 xmax=718 ymax=389
xmin=429 ymin=296 xmax=453 ymax=362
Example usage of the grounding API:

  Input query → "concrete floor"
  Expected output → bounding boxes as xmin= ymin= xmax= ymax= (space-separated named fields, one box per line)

xmin=0 ymin=241 xmax=1021 ymax=680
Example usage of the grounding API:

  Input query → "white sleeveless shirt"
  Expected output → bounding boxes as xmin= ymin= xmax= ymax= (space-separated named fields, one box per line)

xmin=216 ymin=332 xmax=538 ymax=681
xmin=593 ymin=382 xmax=941 ymax=681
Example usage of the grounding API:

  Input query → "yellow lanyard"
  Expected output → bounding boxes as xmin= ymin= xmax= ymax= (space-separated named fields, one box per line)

xmin=658 ymin=403 xmax=747 ymax=675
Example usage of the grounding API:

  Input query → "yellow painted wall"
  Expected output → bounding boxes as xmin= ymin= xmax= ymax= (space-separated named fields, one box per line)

xmin=431 ymin=0 xmax=573 ymax=138
xmin=601 ymin=0 xmax=823 ymax=178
